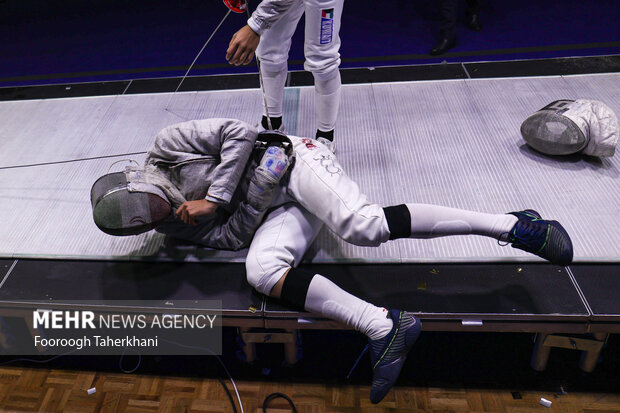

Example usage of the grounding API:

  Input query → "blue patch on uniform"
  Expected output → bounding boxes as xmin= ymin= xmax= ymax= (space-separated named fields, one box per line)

xmin=320 ymin=8 xmax=334 ymax=45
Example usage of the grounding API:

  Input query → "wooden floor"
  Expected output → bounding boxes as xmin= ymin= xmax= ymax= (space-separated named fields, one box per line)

xmin=0 ymin=367 xmax=618 ymax=413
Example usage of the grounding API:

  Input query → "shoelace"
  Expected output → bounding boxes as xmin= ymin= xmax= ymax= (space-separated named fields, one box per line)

xmin=497 ymin=232 xmax=510 ymax=247
xmin=497 ymin=219 xmax=547 ymax=247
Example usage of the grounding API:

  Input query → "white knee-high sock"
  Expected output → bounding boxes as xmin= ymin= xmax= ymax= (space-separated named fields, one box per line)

xmin=313 ymin=70 xmax=341 ymax=132
xmin=261 ymin=67 xmax=288 ymax=118
xmin=405 ymin=203 xmax=518 ymax=240
xmin=304 ymin=274 xmax=393 ymax=340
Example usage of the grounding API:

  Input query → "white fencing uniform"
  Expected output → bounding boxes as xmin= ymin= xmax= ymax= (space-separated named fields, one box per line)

xmin=134 ymin=120 xmax=517 ymax=298
xmin=245 ymin=136 xmax=519 ymax=296
xmin=248 ymin=0 xmax=344 ymax=131
xmin=246 ymin=137 xmax=390 ymax=294
xmin=103 ymin=119 xmax=563 ymax=355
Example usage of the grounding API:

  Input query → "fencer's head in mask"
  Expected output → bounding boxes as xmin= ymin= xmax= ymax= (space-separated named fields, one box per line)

xmin=520 ymin=99 xmax=619 ymax=157
xmin=90 ymin=168 xmax=172 ymax=236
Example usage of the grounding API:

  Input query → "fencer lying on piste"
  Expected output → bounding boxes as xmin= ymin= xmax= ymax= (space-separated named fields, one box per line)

xmin=91 ymin=118 xmax=574 ymax=403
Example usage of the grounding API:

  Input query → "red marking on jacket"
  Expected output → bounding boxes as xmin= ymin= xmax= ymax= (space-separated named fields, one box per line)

xmin=302 ymin=138 xmax=317 ymax=150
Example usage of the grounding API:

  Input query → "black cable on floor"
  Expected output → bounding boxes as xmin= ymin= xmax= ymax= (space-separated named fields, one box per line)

xmin=262 ymin=392 xmax=298 ymax=413
xmin=347 ymin=344 xmax=369 ymax=379
xmin=218 ymin=376 xmax=238 ymax=413
xmin=0 ymin=350 xmax=77 ymax=366
xmin=119 ymin=347 xmax=141 ymax=374
xmin=0 ymin=151 xmax=147 ymax=170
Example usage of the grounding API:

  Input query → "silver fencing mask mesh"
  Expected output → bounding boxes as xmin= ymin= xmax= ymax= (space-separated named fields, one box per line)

xmin=91 ymin=171 xmax=171 ymax=236
xmin=520 ymin=100 xmax=588 ymax=155
xmin=521 ymin=99 xmax=619 ymax=157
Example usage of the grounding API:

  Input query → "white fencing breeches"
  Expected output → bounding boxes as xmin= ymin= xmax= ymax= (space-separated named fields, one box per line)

xmin=245 ymin=137 xmax=390 ymax=295
xmin=245 ymin=202 xmax=322 ymax=295
xmin=256 ymin=0 xmax=343 ymax=75
xmin=256 ymin=0 xmax=343 ymax=130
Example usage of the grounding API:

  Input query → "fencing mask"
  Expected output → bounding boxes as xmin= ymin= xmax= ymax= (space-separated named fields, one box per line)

xmin=91 ymin=168 xmax=171 ymax=236
xmin=520 ymin=99 xmax=619 ymax=157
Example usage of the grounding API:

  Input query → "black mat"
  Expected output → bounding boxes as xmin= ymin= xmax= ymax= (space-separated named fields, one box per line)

xmin=266 ymin=264 xmax=588 ymax=320
xmin=0 ymin=259 xmax=261 ymax=317
xmin=569 ymin=264 xmax=620 ymax=321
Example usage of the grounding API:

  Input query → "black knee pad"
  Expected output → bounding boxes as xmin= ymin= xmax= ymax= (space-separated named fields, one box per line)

xmin=279 ymin=268 xmax=315 ymax=311
xmin=383 ymin=204 xmax=411 ymax=240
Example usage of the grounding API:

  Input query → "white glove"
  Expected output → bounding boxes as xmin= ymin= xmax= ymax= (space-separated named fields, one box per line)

xmin=246 ymin=146 xmax=292 ymax=209
xmin=259 ymin=145 xmax=290 ymax=181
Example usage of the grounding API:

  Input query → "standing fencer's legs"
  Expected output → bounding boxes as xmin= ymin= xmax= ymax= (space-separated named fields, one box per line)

xmin=245 ymin=203 xmax=393 ymax=340
xmin=255 ymin=0 xmax=305 ymax=129
xmin=303 ymin=0 xmax=344 ymax=140
xmin=313 ymin=69 xmax=341 ymax=140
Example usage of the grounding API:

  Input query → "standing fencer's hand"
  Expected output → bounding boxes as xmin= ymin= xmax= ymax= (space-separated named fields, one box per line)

xmin=226 ymin=25 xmax=260 ymax=66
xmin=176 ymin=199 xmax=219 ymax=225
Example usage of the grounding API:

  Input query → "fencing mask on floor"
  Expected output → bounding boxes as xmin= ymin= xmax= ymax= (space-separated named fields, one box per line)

xmin=520 ymin=99 xmax=619 ymax=157
xmin=91 ymin=167 xmax=171 ymax=236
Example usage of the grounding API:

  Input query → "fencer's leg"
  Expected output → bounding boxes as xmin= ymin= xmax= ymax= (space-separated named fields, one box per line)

xmin=383 ymin=203 xmax=518 ymax=240
xmin=287 ymin=140 xmax=516 ymax=244
xmin=268 ymin=260 xmax=422 ymax=405
xmin=313 ymin=69 xmax=341 ymax=143
xmin=285 ymin=140 xmax=572 ymax=264
xmin=271 ymin=268 xmax=393 ymax=340
xmin=245 ymin=203 xmax=393 ymax=340
xmin=245 ymin=203 xmax=319 ymax=296
xmin=384 ymin=205 xmax=573 ymax=265
xmin=255 ymin=205 xmax=419 ymax=406
xmin=286 ymin=139 xmax=392 ymax=247
xmin=259 ymin=64 xmax=287 ymax=130
xmin=247 ymin=201 xmax=420 ymax=405
xmin=255 ymin=0 xmax=305 ymax=130
xmin=303 ymin=0 xmax=343 ymax=142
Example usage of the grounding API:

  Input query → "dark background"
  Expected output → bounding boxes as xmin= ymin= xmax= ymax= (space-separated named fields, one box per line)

xmin=1 ymin=0 xmax=619 ymax=86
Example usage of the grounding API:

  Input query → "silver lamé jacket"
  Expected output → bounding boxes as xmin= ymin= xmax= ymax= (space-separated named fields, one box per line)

xmin=141 ymin=118 xmax=274 ymax=250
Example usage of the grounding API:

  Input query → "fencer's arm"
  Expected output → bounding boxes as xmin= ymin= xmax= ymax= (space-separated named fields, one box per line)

xmin=226 ymin=0 xmax=296 ymax=65
xmin=191 ymin=198 xmax=266 ymax=250
xmin=148 ymin=119 xmax=257 ymax=205
xmin=209 ymin=120 xmax=257 ymax=204
xmin=246 ymin=0 xmax=296 ymax=36
xmin=182 ymin=146 xmax=292 ymax=250
xmin=226 ymin=25 xmax=260 ymax=66
xmin=176 ymin=199 xmax=219 ymax=225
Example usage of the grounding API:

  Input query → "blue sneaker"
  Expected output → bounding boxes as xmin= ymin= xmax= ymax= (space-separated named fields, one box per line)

xmin=369 ymin=309 xmax=421 ymax=404
xmin=505 ymin=210 xmax=573 ymax=266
